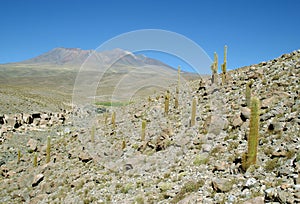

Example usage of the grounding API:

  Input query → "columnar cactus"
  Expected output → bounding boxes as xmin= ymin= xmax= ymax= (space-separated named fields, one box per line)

xmin=221 ymin=45 xmax=227 ymax=85
xmin=211 ymin=52 xmax=218 ymax=84
xmin=190 ymin=97 xmax=197 ymax=127
xmin=17 ymin=149 xmax=21 ymax=164
xmin=91 ymin=125 xmax=95 ymax=143
xmin=111 ymin=112 xmax=116 ymax=129
xmin=242 ymin=97 xmax=260 ymax=171
xmin=33 ymin=152 xmax=38 ymax=167
xmin=141 ymin=120 xmax=146 ymax=141
xmin=164 ymin=91 xmax=170 ymax=116
xmin=46 ymin=136 xmax=51 ymax=163
xmin=175 ymin=87 xmax=179 ymax=109
xmin=245 ymin=80 xmax=253 ymax=107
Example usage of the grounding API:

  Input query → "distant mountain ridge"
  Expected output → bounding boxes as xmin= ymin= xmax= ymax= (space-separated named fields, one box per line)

xmin=20 ymin=47 xmax=175 ymax=70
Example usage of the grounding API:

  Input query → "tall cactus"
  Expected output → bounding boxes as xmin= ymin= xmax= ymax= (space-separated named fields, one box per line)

xmin=111 ymin=112 xmax=116 ymax=129
xmin=164 ymin=91 xmax=170 ymax=116
xmin=190 ymin=97 xmax=197 ymax=126
xmin=90 ymin=125 xmax=95 ymax=143
xmin=221 ymin=45 xmax=227 ymax=85
xmin=175 ymin=87 xmax=179 ymax=109
xmin=17 ymin=149 xmax=21 ymax=164
xmin=245 ymin=80 xmax=253 ymax=107
xmin=33 ymin=152 xmax=38 ymax=167
xmin=242 ymin=97 xmax=260 ymax=171
xmin=211 ymin=52 xmax=218 ymax=84
xmin=46 ymin=136 xmax=51 ymax=163
xmin=141 ymin=120 xmax=146 ymax=141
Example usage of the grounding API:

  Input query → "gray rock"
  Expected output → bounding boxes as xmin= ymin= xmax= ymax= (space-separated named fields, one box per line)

xmin=202 ymin=144 xmax=212 ymax=152
xmin=241 ymin=107 xmax=251 ymax=120
xmin=245 ymin=178 xmax=257 ymax=188
xmin=32 ymin=174 xmax=44 ymax=187
xmin=212 ymin=178 xmax=233 ymax=192
xmin=232 ymin=114 xmax=243 ymax=128
xmin=243 ymin=196 xmax=264 ymax=204
xmin=27 ymin=139 xmax=38 ymax=152
xmin=78 ymin=151 xmax=92 ymax=163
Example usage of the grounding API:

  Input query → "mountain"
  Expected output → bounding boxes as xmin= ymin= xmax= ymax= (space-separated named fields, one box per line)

xmin=20 ymin=47 xmax=175 ymax=71
xmin=0 ymin=48 xmax=195 ymax=113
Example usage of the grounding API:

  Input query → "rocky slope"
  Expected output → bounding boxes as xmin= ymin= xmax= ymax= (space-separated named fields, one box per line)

xmin=0 ymin=50 xmax=299 ymax=203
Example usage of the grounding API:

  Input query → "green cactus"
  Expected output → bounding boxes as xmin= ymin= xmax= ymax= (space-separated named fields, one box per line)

xmin=141 ymin=120 xmax=146 ymax=141
xmin=164 ymin=91 xmax=170 ymax=116
xmin=245 ymin=80 xmax=253 ymax=107
xmin=190 ymin=97 xmax=197 ymax=127
xmin=175 ymin=87 xmax=179 ymax=109
xmin=221 ymin=45 xmax=227 ymax=85
xmin=46 ymin=136 xmax=51 ymax=163
xmin=111 ymin=112 xmax=116 ymax=129
xmin=33 ymin=152 xmax=38 ymax=167
xmin=242 ymin=97 xmax=260 ymax=171
xmin=122 ymin=139 xmax=126 ymax=150
xmin=211 ymin=52 xmax=218 ymax=84
xmin=17 ymin=149 xmax=21 ymax=164
xmin=91 ymin=125 xmax=95 ymax=143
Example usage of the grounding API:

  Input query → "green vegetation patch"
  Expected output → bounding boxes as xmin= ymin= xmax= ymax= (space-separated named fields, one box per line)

xmin=95 ymin=101 xmax=133 ymax=107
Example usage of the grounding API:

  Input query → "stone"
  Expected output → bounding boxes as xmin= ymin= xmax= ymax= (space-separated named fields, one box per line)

xmin=241 ymin=107 xmax=251 ymax=121
xmin=78 ymin=151 xmax=92 ymax=163
xmin=202 ymin=144 xmax=212 ymax=152
xmin=212 ymin=178 xmax=233 ymax=192
xmin=32 ymin=174 xmax=44 ymax=187
xmin=243 ymin=196 xmax=264 ymax=204
xmin=232 ymin=114 xmax=243 ymax=128
xmin=23 ymin=114 xmax=33 ymax=124
xmin=207 ymin=115 xmax=226 ymax=136
xmin=245 ymin=178 xmax=257 ymax=188
xmin=27 ymin=139 xmax=38 ymax=152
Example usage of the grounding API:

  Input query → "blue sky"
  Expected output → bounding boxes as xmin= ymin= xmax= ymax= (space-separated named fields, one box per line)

xmin=0 ymin=0 xmax=299 ymax=73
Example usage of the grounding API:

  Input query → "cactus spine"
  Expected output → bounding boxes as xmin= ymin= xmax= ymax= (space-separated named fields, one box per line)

xmin=190 ymin=97 xmax=197 ymax=127
xmin=141 ymin=120 xmax=146 ymax=141
xmin=242 ymin=97 xmax=260 ymax=171
xmin=221 ymin=45 xmax=227 ymax=85
xmin=46 ymin=136 xmax=51 ymax=163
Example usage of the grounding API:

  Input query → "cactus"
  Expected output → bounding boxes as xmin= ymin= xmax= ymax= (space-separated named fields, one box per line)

xmin=122 ymin=139 xmax=126 ymax=150
xmin=190 ymin=97 xmax=197 ymax=127
xmin=164 ymin=91 xmax=170 ymax=116
xmin=33 ymin=152 xmax=38 ymax=167
xmin=141 ymin=120 xmax=146 ymax=141
xmin=211 ymin=52 xmax=218 ymax=84
xmin=46 ymin=136 xmax=51 ymax=163
xmin=175 ymin=87 xmax=179 ymax=109
xmin=221 ymin=45 xmax=227 ymax=85
xmin=242 ymin=97 xmax=260 ymax=171
xmin=104 ymin=111 xmax=108 ymax=126
xmin=91 ymin=125 xmax=95 ymax=143
xmin=111 ymin=112 xmax=116 ymax=129
xmin=245 ymin=80 xmax=253 ymax=107
xmin=17 ymin=149 xmax=21 ymax=164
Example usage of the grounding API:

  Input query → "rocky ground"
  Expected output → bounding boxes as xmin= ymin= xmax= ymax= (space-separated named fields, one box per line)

xmin=0 ymin=50 xmax=300 ymax=203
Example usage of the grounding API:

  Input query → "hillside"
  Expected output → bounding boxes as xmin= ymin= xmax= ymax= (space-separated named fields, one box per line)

xmin=0 ymin=49 xmax=299 ymax=203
